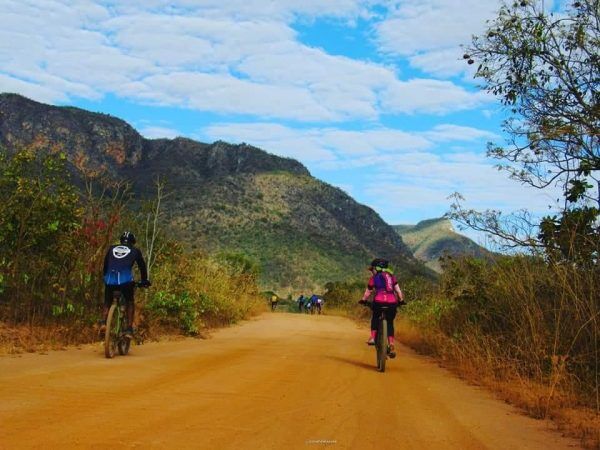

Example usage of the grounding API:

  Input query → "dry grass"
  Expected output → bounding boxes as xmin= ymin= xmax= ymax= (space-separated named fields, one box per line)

xmin=0 ymin=322 xmax=99 ymax=355
xmin=395 ymin=318 xmax=600 ymax=449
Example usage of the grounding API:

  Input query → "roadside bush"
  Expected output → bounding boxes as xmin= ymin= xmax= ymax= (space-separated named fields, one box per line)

xmin=142 ymin=248 xmax=264 ymax=334
xmin=402 ymin=254 xmax=599 ymax=413
xmin=145 ymin=291 xmax=199 ymax=335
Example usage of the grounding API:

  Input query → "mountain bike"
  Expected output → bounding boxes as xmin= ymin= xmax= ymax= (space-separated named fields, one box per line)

xmin=360 ymin=301 xmax=392 ymax=372
xmin=104 ymin=282 xmax=145 ymax=359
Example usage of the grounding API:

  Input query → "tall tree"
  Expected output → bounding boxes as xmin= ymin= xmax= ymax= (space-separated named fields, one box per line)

xmin=453 ymin=0 xmax=599 ymax=261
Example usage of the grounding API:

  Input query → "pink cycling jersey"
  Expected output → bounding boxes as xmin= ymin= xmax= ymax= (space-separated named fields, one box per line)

xmin=368 ymin=272 xmax=399 ymax=304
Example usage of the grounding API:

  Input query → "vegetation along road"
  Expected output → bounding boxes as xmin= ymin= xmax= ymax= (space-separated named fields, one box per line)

xmin=0 ymin=313 xmax=581 ymax=449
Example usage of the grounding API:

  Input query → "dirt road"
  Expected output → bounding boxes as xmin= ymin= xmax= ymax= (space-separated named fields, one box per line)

xmin=0 ymin=313 xmax=580 ymax=449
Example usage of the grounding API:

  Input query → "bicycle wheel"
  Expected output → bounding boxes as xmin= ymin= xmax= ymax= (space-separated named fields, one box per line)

xmin=118 ymin=336 xmax=130 ymax=355
xmin=104 ymin=304 xmax=118 ymax=358
xmin=118 ymin=316 xmax=130 ymax=355
xmin=117 ymin=301 xmax=131 ymax=355
xmin=377 ymin=318 xmax=388 ymax=372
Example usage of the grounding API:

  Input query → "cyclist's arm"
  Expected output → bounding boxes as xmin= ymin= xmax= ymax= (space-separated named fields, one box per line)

xmin=394 ymin=283 xmax=404 ymax=302
xmin=361 ymin=286 xmax=373 ymax=301
xmin=135 ymin=249 xmax=149 ymax=281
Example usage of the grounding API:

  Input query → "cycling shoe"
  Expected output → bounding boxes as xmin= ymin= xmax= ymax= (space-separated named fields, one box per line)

xmin=387 ymin=345 xmax=396 ymax=358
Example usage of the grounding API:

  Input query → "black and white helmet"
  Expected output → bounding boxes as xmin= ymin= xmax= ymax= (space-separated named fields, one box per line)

xmin=120 ymin=231 xmax=136 ymax=246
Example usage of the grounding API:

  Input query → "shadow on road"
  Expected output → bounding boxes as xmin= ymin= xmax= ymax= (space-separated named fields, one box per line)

xmin=326 ymin=355 xmax=374 ymax=371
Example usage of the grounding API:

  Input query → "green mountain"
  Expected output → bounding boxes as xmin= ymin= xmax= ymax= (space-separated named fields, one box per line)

xmin=0 ymin=93 xmax=433 ymax=291
xmin=393 ymin=218 xmax=490 ymax=272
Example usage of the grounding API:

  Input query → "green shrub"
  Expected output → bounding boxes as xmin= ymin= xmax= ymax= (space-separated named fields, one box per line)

xmin=146 ymin=291 xmax=199 ymax=335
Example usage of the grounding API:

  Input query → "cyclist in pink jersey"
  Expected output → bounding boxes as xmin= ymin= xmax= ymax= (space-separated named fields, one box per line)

xmin=359 ymin=258 xmax=405 ymax=358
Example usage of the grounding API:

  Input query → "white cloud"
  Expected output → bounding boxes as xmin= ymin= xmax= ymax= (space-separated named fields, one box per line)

xmin=140 ymin=126 xmax=182 ymax=139
xmin=0 ymin=74 xmax=67 ymax=103
xmin=381 ymin=79 xmax=491 ymax=114
xmin=374 ymin=0 xmax=502 ymax=77
xmin=362 ymin=151 xmax=561 ymax=222
xmin=105 ymin=0 xmax=374 ymax=21
xmin=376 ymin=0 xmax=499 ymax=55
xmin=120 ymin=72 xmax=338 ymax=121
xmin=423 ymin=124 xmax=498 ymax=142
xmin=0 ymin=1 xmax=152 ymax=99
xmin=104 ymin=14 xmax=296 ymax=68
xmin=408 ymin=48 xmax=468 ymax=78
xmin=481 ymin=109 xmax=494 ymax=119
xmin=0 ymin=0 xmax=492 ymax=120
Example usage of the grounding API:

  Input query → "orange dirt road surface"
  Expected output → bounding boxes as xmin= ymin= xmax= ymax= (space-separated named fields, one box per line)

xmin=0 ymin=313 xmax=581 ymax=449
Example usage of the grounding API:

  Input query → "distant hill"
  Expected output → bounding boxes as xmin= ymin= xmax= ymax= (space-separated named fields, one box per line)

xmin=393 ymin=218 xmax=490 ymax=272
xmin=0 ymin=93 xmax=434 ymax=292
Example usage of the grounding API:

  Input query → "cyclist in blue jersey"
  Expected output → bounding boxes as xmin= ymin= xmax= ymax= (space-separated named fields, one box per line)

xmin=100 ymin=231 xmax=150 ymax=338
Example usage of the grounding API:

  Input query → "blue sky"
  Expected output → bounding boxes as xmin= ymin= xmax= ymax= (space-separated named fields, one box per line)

xmin=1 ymin=0 xmax=563 ymax=238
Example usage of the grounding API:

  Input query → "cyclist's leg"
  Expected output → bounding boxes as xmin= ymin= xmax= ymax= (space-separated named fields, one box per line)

xmin=385 ymin=305 xmax=398 ymax=357
xmin=385 ymin=305 xmax=397 ymax=342
xmin=367 ymin=303 xmax=380 ymax=344
xmin=122 ymin=282 xmax=135 ymax=332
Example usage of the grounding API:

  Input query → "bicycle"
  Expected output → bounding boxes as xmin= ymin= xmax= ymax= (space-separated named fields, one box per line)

xmin=360 ymin=301 xmax=393 ymax=372
xmin=104 ymin=282 xmax=146 ymax=359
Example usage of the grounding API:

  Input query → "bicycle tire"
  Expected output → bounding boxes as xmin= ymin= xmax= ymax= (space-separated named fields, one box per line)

xmin=378 ymin=318 xmax=388 ymax=372
xmin=118 ymin=328 xmax=131 ymax=355
xmin=375 ymin=318 xmax=382 ymax=370
xmin=104 ymin=304 xmax=118 ymax=358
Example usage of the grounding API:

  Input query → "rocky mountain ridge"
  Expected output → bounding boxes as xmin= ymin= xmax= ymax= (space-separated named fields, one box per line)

xmin=394 ymin=218 xmax=490 ymax=272
xmin=0 ymin=93 xmax=431 ymax=290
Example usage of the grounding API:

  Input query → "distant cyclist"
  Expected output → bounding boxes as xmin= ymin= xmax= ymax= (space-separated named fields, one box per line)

xmin=309 ymin=294 xmax=322 ymax=314
xmin=297 ymin=294 xmax=306 ymax=312
xmin=271 ymin=294 xmax=278 ymax=311
xmin=100 ymin=231 xmax=151 ymax=338
xmin=359 ymin=258 xmax=404 ymax=358
xmin=304 ymin=299 xmax=312 ymax=314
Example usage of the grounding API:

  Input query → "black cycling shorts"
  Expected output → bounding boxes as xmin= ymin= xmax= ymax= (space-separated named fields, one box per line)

xmin=104 ymin=282 xmax=135 ymax=307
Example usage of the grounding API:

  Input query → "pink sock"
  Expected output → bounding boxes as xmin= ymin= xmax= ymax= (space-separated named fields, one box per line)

xmin=370 ymin=330 xmax=377 ymax=339
xmin=388 ymin=336 xmax=395 ymax=345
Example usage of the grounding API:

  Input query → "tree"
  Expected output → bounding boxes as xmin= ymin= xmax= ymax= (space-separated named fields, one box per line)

xmin=453 ymin=0 xmax=599 ymax=262
xmin=0 ymin=147 xmax=82 ymax=320
xmin=143 ymin=177 xmax=169 ymax=279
